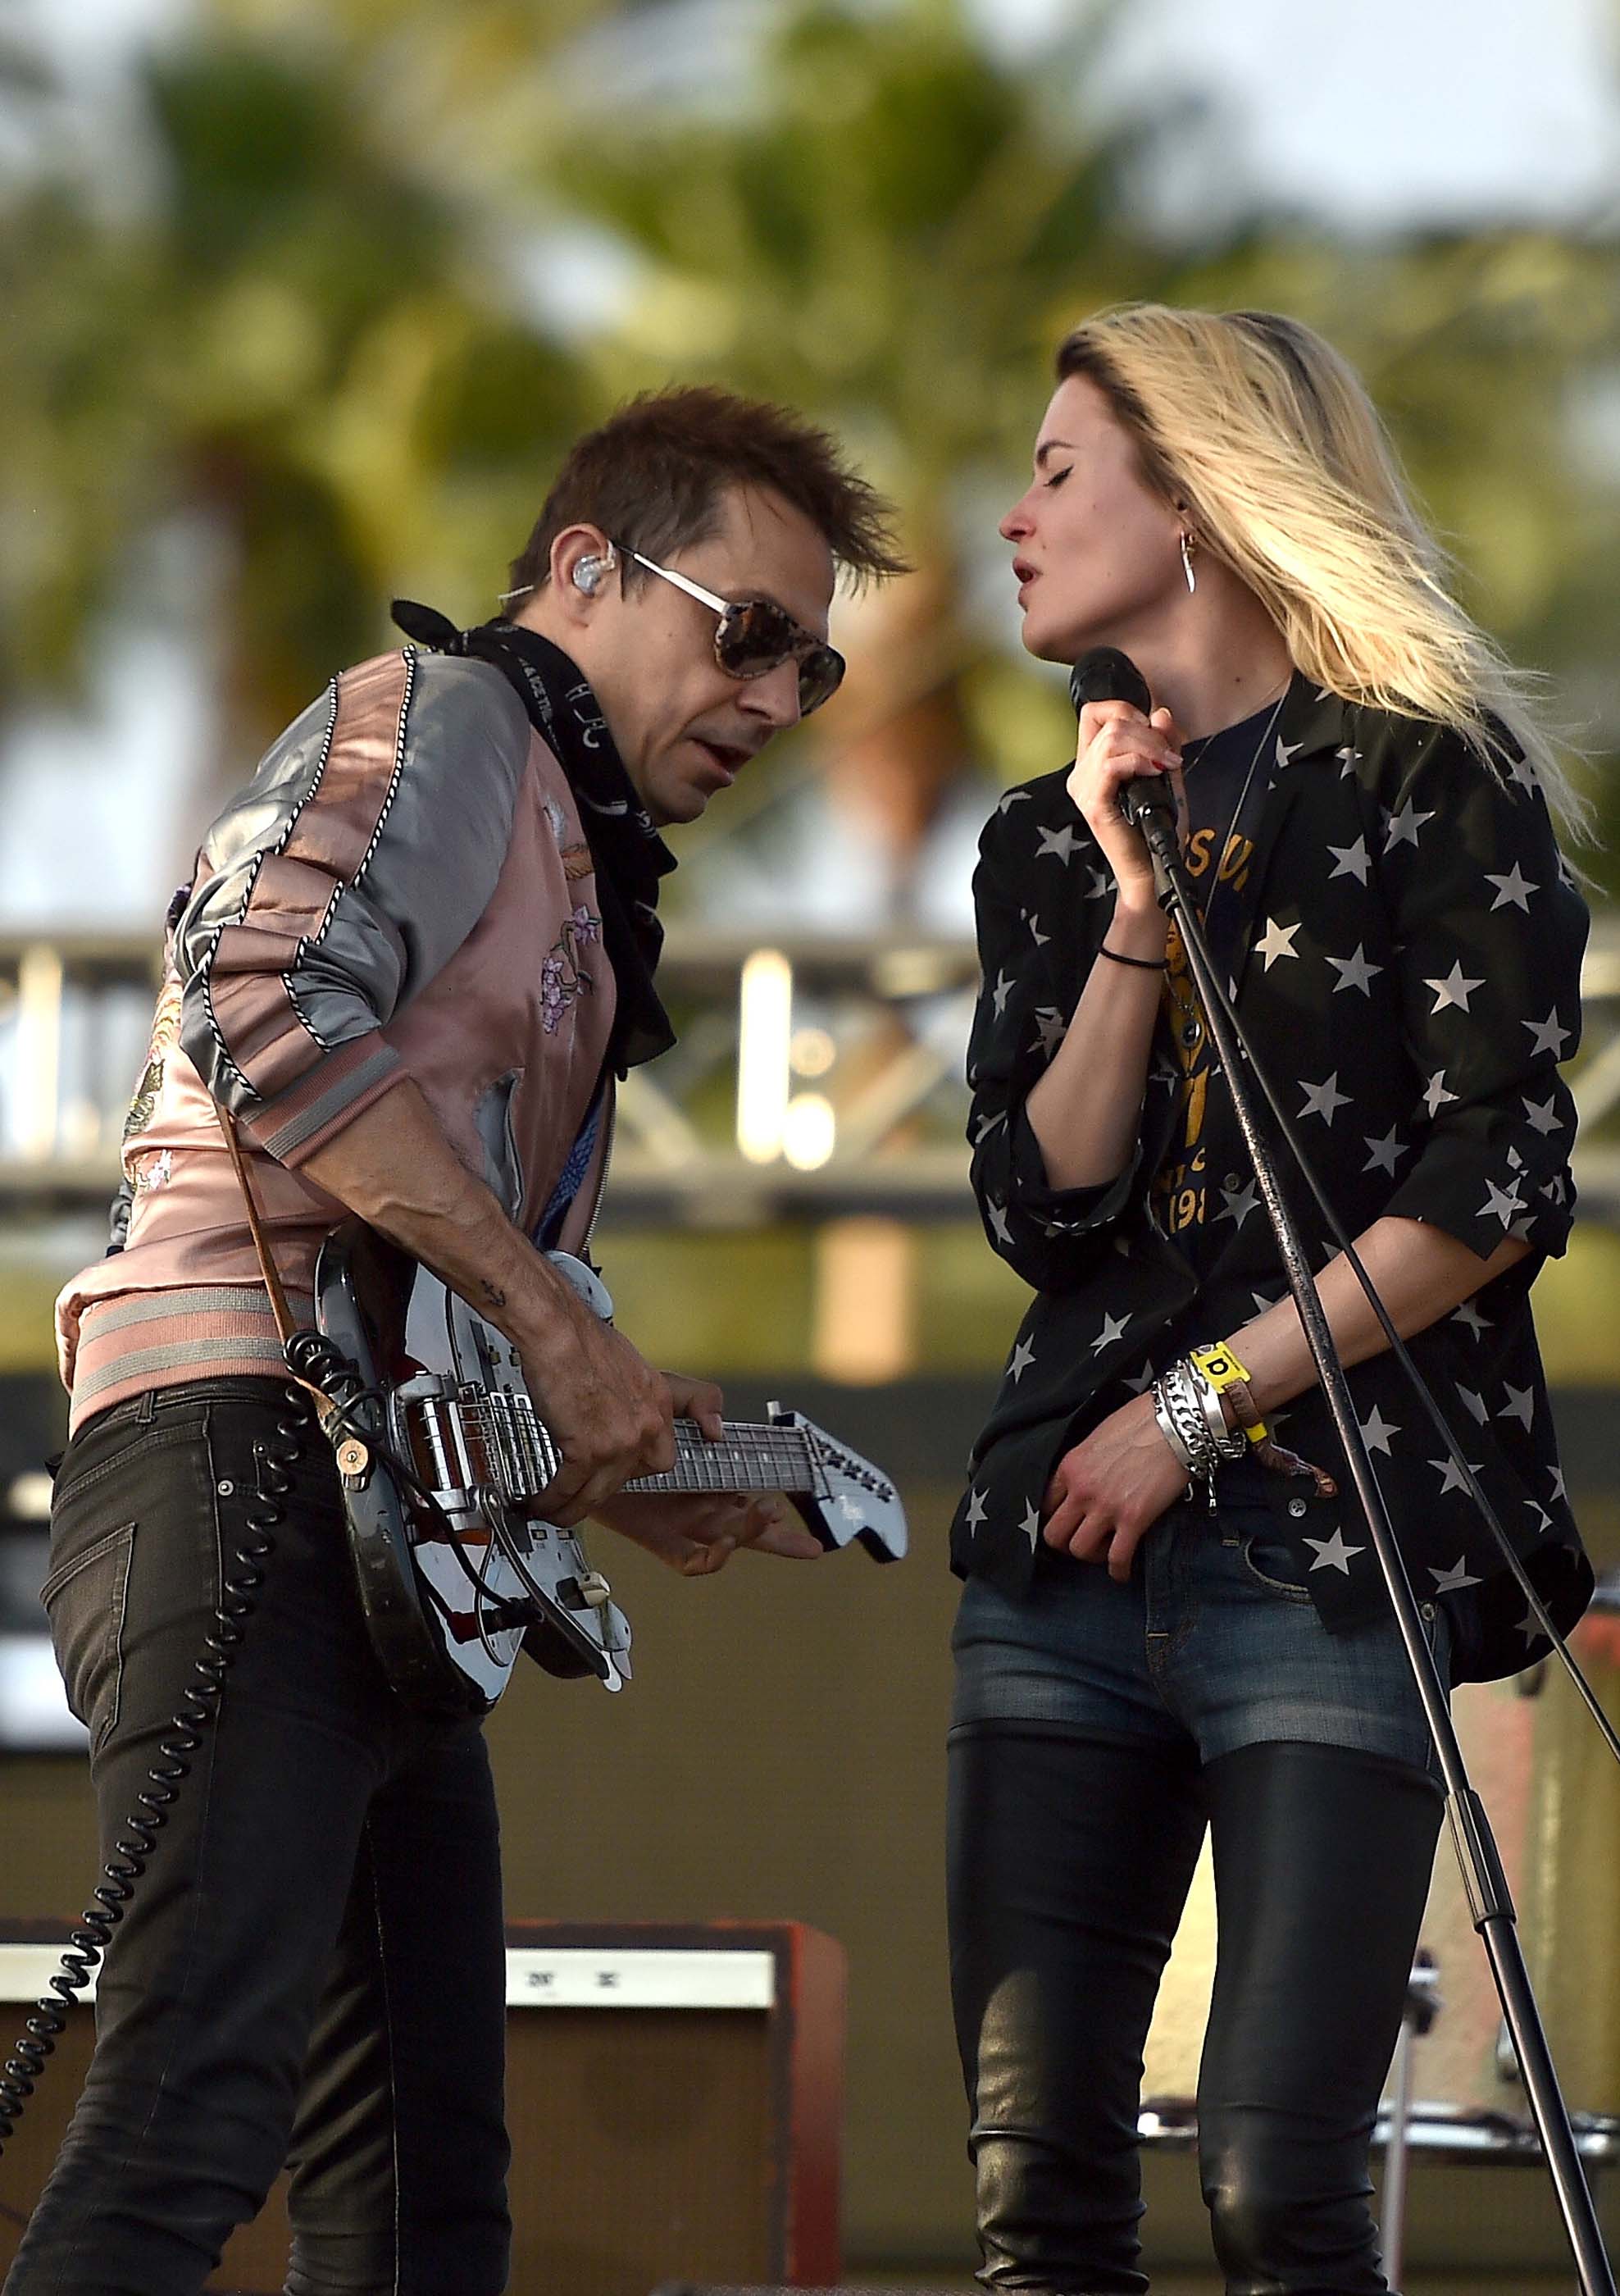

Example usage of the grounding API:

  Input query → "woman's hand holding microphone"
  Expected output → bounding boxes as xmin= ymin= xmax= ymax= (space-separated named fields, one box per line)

xmin=1066 ymin=699 xmax=1184 ymax=939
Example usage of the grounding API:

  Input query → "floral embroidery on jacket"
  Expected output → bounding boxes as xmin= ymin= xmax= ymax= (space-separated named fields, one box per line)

xmin=541 ymin=905 xmax=601 ymax=1032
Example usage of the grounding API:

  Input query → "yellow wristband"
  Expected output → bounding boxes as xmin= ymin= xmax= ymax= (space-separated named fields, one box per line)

xmin=1188 ymin=1341 xmax=1268 ymax=1445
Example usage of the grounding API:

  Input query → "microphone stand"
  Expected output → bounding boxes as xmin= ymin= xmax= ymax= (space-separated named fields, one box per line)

xmin=1131 ymin=795 xmax=1615 ymax=2296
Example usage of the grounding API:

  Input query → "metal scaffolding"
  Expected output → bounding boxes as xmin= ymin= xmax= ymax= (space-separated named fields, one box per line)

xmin=0 ymin=920 xmax=1617 ymax=1224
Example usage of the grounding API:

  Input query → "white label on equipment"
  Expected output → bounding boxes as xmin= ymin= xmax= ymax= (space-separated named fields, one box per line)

xmin=503 ymin=1947 xmax=775 ymax=2010
xmin=0 ymin=1943 xmax=776 ymax=2012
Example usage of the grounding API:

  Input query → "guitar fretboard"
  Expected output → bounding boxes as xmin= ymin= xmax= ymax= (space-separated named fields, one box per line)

xmin=622 ymin=1419 xmax=818 ymax=1496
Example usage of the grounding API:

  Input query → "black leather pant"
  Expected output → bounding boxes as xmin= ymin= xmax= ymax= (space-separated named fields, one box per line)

xmin=948 ymin=1729 xmax=1444 ymax=2295
xmin=6 ymin=1379 xmax=511 ymax=2296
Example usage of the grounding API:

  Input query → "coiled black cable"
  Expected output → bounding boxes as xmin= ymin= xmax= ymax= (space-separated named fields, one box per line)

xmin=0 ymin=1386 xmax=311 ymax=2158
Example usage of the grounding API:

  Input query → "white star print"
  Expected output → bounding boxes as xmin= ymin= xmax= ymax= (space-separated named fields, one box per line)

xmin=1363 ymin=1128 xmax=1408 ymax=1178
xmin=1428 ymin=1456 xmax=1483 ymax=1497
xmin=1334 ymin=745 xmax=1362 ymax=779
xmin=1306 ymin=1528 xmax=1365 ymax=1574
xmin=1517 ymin=1607 xmax=1543 ymax=1644
xmin=1525 ymin=1500 xmax=1554 ymax=1533
xmin=1481 ymin=1178 xmax=1525 ymax=1227
xmin=991 ymin=969 xmax=1013 ymax=1018
xmin=987 ymin=1201 xmax=1013 ymax=1246
xmin=1549 ymin=1465 xmax=1567 ymax=1503
xmin=1500 ymin=1383 xmax=1535 ymax=1429
xmin=1216 ymin=1178 xmax=1262 ymax=1228
xmin=1522 ymin=1094 xmax=1560 ymax=1137
xmin=996 ymin=790 xmax=1031 ymax=816
xmin=1359 ymin=1405 xmax=1401 ymax=1455
xmin=1523 ymin=1008 xmax=1571 ymax=1059
xmin=1326 ymin=943 xmax=1383 ymax=995
xmin=1431 ymin=1556 xmax=1481 ymax=1594
xmin=1422 ymin=1070 xmax=1458 ymax=1118
xmin=1084 ymin=866 xmax=1113 ymax=901
xmin=1020 ymin=1500 xmax=1041 ymax=1548
xmin=1299 ymin=1072 xmax=1350 ymax=1124
xmin=1007 ymin=1338 xmax=1036 ymax=1384
xmin=1276 ymin=736 xmax=1303 ymax=769
xmin=1425 ymin=961 xmax=1486 ymax=1015
xmin=1090 ymin=1310 xmax=1132 ymax=1355
xmin=1452 ymin=1300 xmax=1490 ymax=1337
xmin=1254 ymin=916 xmax=1302 ymax=970
xmin=1031 ymin=1008 xmax=1067 ymax=1057
xmin=1036 ymin=822 xmax=1081 ymax=863
xmin=1024 ymin=909 xmax=1050 ymax=949
xmin=1485 ymin=863 xmax=1537 ymax=913
xmin=973 ymin=1109 xmax=1007 ymax=1145
xmin=1457 ymin=1387 xmax=1489 ymax=1426
xmin=963 ymin=1487 xmax=988 ymax=1529
xmin=1384 ymin=799 xmax=1436 ymax=850
xmin=1122 ymin=1362 xmax=1156 ymax=1394
xmin=1326 ymin=836 xmax=1372 ymax=884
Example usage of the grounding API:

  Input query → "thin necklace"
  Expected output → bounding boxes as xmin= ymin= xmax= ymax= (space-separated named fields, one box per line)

xmin=1164 ymin=684 xmax=1290 ymax=1051
xmin=1185 ymin=684 xmax=1290 ymax=941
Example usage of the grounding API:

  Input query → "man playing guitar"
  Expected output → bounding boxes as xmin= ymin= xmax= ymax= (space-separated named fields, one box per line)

xmin=11 ymin=388 xmax=905 ymax=2294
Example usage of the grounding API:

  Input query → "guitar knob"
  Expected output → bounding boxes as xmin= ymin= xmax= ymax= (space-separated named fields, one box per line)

xmin=576 ymin=1572 xmax=612 ymax=1609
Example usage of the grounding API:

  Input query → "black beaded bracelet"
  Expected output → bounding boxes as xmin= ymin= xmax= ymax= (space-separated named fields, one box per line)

xmin=1097 ymin=944 xmax=1167 ymax=971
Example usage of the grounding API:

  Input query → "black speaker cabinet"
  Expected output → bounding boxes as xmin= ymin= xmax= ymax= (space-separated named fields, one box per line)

xmin=0 ymin=1920 xmax=844 ymax=2295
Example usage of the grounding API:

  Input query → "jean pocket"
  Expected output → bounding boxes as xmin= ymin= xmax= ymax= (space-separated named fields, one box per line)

xmin=1237 ymin=1530 xmax=1315 ymax=1606
xmin=41 ymin=1520 xmax=135 ymax=1751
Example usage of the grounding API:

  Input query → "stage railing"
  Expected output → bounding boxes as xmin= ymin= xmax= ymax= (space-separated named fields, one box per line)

xmin=0 ymin=919 xmax=1617 ymax=1223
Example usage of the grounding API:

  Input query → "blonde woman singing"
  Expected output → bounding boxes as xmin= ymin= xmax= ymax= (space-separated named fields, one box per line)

xmin=949 ymin=305 xmax=1593 ymax=2295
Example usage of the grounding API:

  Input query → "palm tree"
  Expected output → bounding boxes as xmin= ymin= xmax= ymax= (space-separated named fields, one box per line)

xmin=0 ymin=3 xmax=606 ymax=793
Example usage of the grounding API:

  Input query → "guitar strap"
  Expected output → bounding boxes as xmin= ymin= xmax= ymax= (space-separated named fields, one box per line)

xmin=215 ymin=1102 xmax=339 ymax=1428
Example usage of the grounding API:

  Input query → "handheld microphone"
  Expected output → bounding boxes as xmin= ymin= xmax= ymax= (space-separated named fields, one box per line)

xmin=1069 ymin=646 xmax=1175 ymax=831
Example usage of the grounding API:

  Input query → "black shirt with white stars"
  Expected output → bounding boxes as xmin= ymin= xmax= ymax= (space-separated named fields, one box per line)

xmin=953 ymin=672 xmax=1592 ymax=1683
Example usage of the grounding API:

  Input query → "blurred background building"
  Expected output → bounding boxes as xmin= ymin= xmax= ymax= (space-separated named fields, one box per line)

xmin=2 ymin=0 xmax=1620 ymax=2285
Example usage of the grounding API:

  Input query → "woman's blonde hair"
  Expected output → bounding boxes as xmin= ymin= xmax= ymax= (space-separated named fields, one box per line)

xmin=1055 ymin=303 xmax=1590 ymax=836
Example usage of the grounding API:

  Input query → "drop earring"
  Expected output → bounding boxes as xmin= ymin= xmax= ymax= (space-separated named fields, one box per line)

xmin=1180 ymin=530 xmax=1198 ymax=595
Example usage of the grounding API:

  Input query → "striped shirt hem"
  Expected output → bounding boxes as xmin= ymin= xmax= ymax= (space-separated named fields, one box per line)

xmin=71 ymin=1286 xmax=316 ymax=1435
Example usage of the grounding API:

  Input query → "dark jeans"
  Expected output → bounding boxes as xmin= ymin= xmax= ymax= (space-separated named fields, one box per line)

xmin=6 ymin=1378 xmax=512 ymax=2296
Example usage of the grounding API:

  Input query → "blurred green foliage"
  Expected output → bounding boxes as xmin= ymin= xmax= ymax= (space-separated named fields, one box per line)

xmin=1 ymin=0 xmax=1618 ymax=876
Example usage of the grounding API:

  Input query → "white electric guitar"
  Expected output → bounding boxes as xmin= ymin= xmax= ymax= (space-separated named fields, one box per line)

xmin=310 ymin=1222 xmax=907 ymax=1714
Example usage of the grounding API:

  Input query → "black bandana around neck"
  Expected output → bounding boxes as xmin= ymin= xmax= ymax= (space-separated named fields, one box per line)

xmin=390 ymin=599 xmax=676 ymax=1076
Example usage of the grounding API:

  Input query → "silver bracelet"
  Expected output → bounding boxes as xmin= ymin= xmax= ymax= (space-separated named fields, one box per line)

xmin=1186 ymin=1353 xmax=1249 ymax=1461
xmin=1151 ymin=1381 xmax=1200 ymax=1476
xmin=1153 ymin=1363 xmax=1222 ymax=1483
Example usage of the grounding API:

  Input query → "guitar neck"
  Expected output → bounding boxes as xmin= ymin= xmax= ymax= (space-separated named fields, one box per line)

xmin=621 ymin=1419 xmax=817 ymax=1496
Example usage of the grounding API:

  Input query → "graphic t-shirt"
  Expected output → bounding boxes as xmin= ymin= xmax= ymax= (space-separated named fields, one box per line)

xmin=1149 ymin=698 xmax=1280 ymax=1278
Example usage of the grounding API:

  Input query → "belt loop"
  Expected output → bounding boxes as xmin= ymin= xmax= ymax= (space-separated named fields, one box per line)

xmin=136 ymin=1387 xmax=157 ymax=1426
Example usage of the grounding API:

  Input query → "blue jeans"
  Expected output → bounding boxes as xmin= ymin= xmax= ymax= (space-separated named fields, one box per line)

xmin=952 ymin=1487 xmax=1449 ymax=1779
xmin=948 ymin=1490 xmax=1450 ymax=2294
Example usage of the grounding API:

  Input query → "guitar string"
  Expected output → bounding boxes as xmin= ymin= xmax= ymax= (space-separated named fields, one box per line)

xmin=453 ymin=1397 xmax=818 ymax=1496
